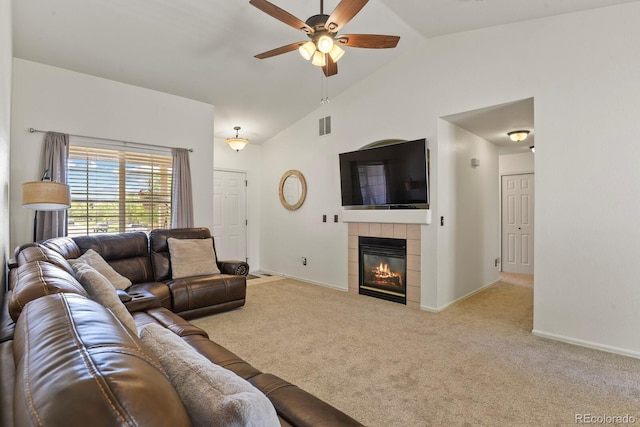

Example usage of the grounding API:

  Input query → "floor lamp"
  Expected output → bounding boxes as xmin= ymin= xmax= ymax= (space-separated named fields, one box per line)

xmin=22 ymin=175 xmax=71 ymax=242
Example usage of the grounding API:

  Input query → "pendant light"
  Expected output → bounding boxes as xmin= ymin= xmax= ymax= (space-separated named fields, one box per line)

xmin=226 ymin=126 xmax=249 ymax=152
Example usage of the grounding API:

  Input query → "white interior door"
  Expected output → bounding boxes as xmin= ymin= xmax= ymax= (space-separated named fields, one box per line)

xmin=501 ymin=173 xmax=534 ymax=274
xmin=212 ymin=170 xmax=247 ymax=262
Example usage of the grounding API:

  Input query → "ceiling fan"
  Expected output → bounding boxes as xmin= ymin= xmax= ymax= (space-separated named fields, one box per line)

xmin=249 ymin=0 xmax=400 ymax=77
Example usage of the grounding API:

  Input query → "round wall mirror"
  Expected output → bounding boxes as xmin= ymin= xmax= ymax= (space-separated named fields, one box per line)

xmin=279 ymin=170 xmax=307 ymax=211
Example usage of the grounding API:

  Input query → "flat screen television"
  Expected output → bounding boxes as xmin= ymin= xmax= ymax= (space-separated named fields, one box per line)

xmin=339 ymin=139 xmax=429 ymax=209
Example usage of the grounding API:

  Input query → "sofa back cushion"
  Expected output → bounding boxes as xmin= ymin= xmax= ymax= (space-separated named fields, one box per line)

xmin=40 ymin=236 xmax=83 ymax=259
xmin=16 ymin=245 xmax=75 ymax=276
xmin=149 ymin=228 xmax=216 ymax=281
xmin=73 ymin=232 xmax=154 ymax=284
xmin=13 ymin=293 xmax=191 ymax=427
xmin=8 ymin=261 xmax=88 ymax=322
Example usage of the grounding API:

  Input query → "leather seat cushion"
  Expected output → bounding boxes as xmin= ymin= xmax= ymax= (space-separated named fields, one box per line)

xmin=168 ymin=274 xmax=246 ymax=313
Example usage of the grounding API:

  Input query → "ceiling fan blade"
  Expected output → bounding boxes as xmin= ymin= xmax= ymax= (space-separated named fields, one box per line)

xmin=325 ymin=0 xmax=369 ymax=33
xmin=336 ymin=34 xmax=400 ymax=49
xmin=323 ymin=55 xmax=338 ymax=77
xmin=250 ymin=0 xmax=313 ymax=34
xmin=255 ymin=41 xmax=306 ymax=59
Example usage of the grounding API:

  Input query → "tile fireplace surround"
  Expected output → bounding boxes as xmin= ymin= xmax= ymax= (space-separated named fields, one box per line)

xmin=348 ymin=223 xmax=421 ymax=309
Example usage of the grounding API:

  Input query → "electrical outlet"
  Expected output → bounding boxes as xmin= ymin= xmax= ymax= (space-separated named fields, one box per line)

xmin=302 ymin=257 xmax=307 ymax=266
xmin=322 ymin=215 xmax=327 ymax=223
xmin=334 ymin=214 xmax=338 ymax=223
xmin=495 ymin=258 xmax=500 ymax=267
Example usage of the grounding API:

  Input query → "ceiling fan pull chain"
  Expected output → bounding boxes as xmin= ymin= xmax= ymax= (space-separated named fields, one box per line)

xmin=320 ymin=74 xmax=330 ymax=104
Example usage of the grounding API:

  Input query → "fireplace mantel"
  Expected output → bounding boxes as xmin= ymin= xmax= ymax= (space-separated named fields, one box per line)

xmin=342 ymin=209 xmax=431 ymax=225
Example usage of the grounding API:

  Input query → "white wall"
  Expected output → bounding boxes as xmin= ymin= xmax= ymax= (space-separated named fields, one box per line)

xmin=10 ymin=59 xmax=215 ymax=250
xmin=258 ymin=106 xmax=350 ymax=289
xmin=213 ymin=137 xmax=262 ymax=271
xmin=500 ymin=152 xmax=534 ymax=176
xmin=1 ymin=0 xmax=12 ymax=291
xmin=259 ymin=3 xmax=640 ymax=356
xmin=437 ymin=121 xmax=499 ymax=309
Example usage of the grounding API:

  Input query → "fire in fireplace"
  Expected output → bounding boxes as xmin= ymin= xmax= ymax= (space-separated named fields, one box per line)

xmin=359 ymin=236 xmax=407 ymax=304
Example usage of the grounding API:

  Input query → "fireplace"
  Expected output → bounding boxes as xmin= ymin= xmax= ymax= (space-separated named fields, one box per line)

xmin=359 ymin=236 xmax=407 ymax=304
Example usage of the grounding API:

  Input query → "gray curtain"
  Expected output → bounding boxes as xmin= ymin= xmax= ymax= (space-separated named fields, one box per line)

xmin=171 ymin=148 xmax=194 ymax=228
xmin=36 ymin=132 xmax=69 ymax=241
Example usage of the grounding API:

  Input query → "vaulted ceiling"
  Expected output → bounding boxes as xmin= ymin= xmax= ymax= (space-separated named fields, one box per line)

xmin=12 ymin=0 xmax=637 ymax=145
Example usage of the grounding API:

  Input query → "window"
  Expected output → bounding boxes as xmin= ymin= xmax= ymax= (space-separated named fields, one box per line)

xmin=67 ymin=145 xmax=172 ymax=237
xmin=357 ymin=163 xmax=388 ymax=205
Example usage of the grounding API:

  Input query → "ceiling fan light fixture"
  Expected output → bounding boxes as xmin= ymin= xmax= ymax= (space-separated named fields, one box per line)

xmin=311 ymin=51 xmax=326 ymax=67
xmin=299 ymin=41 xmax=316 ymax=60
xmin=328 ymin=44 xmax=345 ymax=62
xmin=316 ymin=34 xmax=334 ymax=54
xmin=507 ymin=130 xmax=530 ymax=142
xmin=226 ymin=126 xmax=249 ymax=152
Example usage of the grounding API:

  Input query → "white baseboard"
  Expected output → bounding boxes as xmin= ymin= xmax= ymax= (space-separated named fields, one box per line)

xmin=257 ymin=270 xmax=349 ymax=292
xmin=532 ymin=329 xmax=640 ymax=360
xmin=421 ymin=280 xmax=500 ymax=313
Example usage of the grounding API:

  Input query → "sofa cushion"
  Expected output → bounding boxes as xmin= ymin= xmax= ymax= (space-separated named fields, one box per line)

xmin=167 ymin=237 xmax=220 ymax=279
xmin=70 ymin=248 xmax=132 ymax=290
xmin=74 ymin=232 xmax=155 ymax=284
xmin=140 ymin=323 xmax=279 ymax=427
xmin=12 ymin=293 xmax=191 ymax=427
xmin=8 ymin=261 xmax=88 ymax=322
xmin=16 ymin=245 xmax=75 ymax=275
xmin=72 ymin=262 xmax=137 ymax=334
xmin=168 ymin=274 xmax=246 ymax=318
xmin=40 ymin=236 xmax=82 ymax=259
xmin=149 ymin=227 xmax=214 ymax=281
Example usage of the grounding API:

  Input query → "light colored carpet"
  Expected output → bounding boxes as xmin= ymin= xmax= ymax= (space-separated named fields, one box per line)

xmin=192 ymin=278 xmax=640 ymax=426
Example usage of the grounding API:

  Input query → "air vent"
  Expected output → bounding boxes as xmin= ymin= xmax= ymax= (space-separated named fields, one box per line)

xmin=319 ymin=116 xmax=332 ymax=136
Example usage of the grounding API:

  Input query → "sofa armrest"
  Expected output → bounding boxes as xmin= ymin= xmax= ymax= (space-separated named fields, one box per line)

xmin=123 ymin=289 xmax=162 ymax=312
xmin=217 ymin=260 xmax=249 ymax=276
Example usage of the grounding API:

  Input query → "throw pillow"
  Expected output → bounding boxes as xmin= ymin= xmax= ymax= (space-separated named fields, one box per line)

xmin=140 ymin=323 xmax=279 ymax=427
xmin=69 ymin=249 xmax=132 ymax=290
xmin=73 ymin=262 xmax=138 ymax=334
xmin=167 ymin=238 xmax=220 ymax=279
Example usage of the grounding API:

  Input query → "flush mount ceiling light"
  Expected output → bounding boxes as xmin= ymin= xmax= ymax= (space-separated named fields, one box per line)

xmin=226 ymin=126 xmax=249 ymax=152
xmin=507 ymin=130 xmax=530 ymax=142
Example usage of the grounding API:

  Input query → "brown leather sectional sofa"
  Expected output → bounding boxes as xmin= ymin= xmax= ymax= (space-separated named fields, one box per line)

xmin=0 ymin=228 xmax=363 ymax=426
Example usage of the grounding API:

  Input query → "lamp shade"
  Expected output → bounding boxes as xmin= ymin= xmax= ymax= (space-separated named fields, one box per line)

xmin=328 ymin=44 xmax=345 ymax=63
xmin=299 ymin=41 xmax=316 ymax=60
xmin=22 ymin=181 xmax=71 ymax=210
xmin=226 ymin=137 xmax=249 ymax=152
xmin=316 ymin=35 xmax=334 ymax=54
xmin=311 ymin=51 xmax=326 ymax=67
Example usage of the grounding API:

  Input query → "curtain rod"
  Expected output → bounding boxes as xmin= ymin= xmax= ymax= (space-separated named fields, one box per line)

xmin=28 ymin=128 xmax=194 ymax=152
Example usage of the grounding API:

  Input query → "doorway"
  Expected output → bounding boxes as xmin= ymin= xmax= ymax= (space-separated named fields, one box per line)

xmin=212 ymin=169 xmax=248 ymax=262
xmin=501 ymin=173 xmax=534 ymax=275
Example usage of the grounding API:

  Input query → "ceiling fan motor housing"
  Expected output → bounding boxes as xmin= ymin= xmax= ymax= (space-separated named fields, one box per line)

xmin=305 ymin=14 xmax=331 ymax=34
